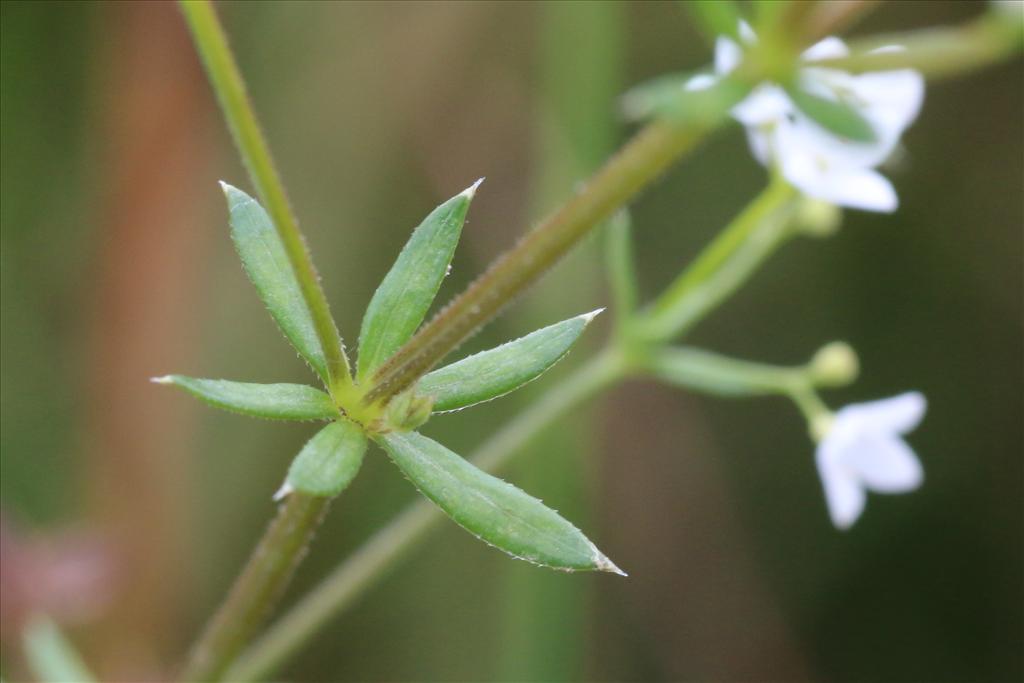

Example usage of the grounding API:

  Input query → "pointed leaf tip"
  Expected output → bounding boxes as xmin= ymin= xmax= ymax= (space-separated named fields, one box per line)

xmin=222 ymin=186 xmax=331 ymax=382
xmin=378 ymin=431 xmax=613 ymax=572
xmin=420 ymin=310 xmax=596 ymax=413
xmin=157 ymin=376 xmax=338 ymax=421
xmin=272 ymin=481 xmax=294 ymax=502
xmin=461 ymin=177 xmax=485 ymax=199
xmin=593 ymin=547 xmax=627 ymax=576
xmin=579 ymin=307 xmax=605 ymax=324
xmin=357 ymin=186 xmax=474 ymax=378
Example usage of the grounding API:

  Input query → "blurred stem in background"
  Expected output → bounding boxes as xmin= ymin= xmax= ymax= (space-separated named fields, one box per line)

xmin=83 ymin=3 xmax=215 ymax=677
xmin=497 ymin=2 xmax=625 ymax=680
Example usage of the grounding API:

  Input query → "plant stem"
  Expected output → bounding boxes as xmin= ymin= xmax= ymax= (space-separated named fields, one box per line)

xmin=179 ymin=0 xmax=351 ymax=394
xmin=225 ymin=350 xmax=626 ymax=682
xmin=803 ymin=0 xmax=881 ymax=44
xmin=605 ymin=213 xmax=638 ymax=333
xmin=364 ymin=116 xmax=721 ymax=406
xmin=636 ymin=178 xmax=800 ymax=342
xmin=811 ymin=13 xmax=1024 ymax=80
xmin=179 ymin=492 xmax=330 ymax=683
xmin=645 ymin=345 xmax=810 ymax=397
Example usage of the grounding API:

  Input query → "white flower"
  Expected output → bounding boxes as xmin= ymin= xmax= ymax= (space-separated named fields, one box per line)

xmin=689 ymin=25 xmax=924 ymax=212
xmin=815 ymin=392 xmax=927 ymax=530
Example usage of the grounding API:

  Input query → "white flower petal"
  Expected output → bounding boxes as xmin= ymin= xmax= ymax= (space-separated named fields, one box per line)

xmin=837 ymin=392 xmax=927 ymax=435
xmin=684 ymin=73 xmax=717 ymax=92
xmin=715 ymin=36 xmax=743 ymax=74
xmin=848 ymin=434 xmax=925 ymax=493
xmin=849 ymin=67 xmax=925 ymax=138
xmin=782 ymin=77 xmax=901 ymax=168
xmin=777 ymin=136 xmax=899 ymax=212
xmin=801 ymin=36 xmax=849 ymax=62
xmin=732 ymin=84 xmax=793 ymax=126
xmin=816 ymin=443 xmax=867 ymax=530
xmin=738 ymin=20 xmax=756 ymax=44
xmin=744 ymin=125 xmax=773 ymax=166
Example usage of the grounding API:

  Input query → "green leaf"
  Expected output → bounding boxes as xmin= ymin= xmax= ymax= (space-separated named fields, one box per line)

xmin=419 ymin=309 xmax=600 ymax=413
xmin=376 ymin=431 xmax=624 ymax=574
xmin=22 ymin=615 xmax=97 ymax=683
xmin=283 ymin=419 xmax=367 ymax=498
xmin=221 ymin=183 xmax=330 ymax=383
xmin=684 ymin=0 xmax=742 ymax=45
xmin=357 ymin=181 xmax=480 ymax=380
xmin=784 ymin=83 xmax=877 ymax=143
xmin=153 ymin=375 xmax=338 ymax=421
xmin=621 ymin=73 xmax=751 ymax=125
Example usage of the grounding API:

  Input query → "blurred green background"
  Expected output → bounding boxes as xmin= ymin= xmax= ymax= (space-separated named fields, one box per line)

xmin=1 ymin=1 xmax=1020 ymax=681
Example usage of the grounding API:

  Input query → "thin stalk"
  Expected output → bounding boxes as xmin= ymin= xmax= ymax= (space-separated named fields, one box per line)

xmin=645 ymin=345 xmax=810 ymax=397
xmin=179 ymin=0 xmax=351 ymax=394
xmin=605 ymin=213 xmax=638 ymax=333
xmin=810 ymin=13 xmax=1024 ymax=80
xmin=226 ymin=350 xmax=626 ymax=682
xmin=180 ymin=492 xmax=330 ymax=682
xmin=803 ymin=0 xmax=881 ymax=44
xmin=636 ymin=178 xmax=800 ymax=342
xmin=364 ymin=117 xmax=718 ymax=406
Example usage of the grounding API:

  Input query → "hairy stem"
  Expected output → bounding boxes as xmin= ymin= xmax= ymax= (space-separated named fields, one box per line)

xmin=179 ymin=0 xmax=351 ymax=393
xmin=364 ymin=117 xmax=718 ymax=405
xmin=226 ymin=351 xmax=626 ymax=682
xmin=180 ymin=492 xmax=330 ymax=682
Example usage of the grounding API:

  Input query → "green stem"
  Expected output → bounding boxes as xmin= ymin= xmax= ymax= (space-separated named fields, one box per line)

xmin=810 ymin=13 xmax=1023 ymax=80
xmin=179 ymin=492 xmax=330 ymax=683
xmin=645 ymin=346 xmax=833 ymax=438
xmin=605 ymin=212 xmax=638 ymax=335
xmin=179 ymin=0 xmax=351 ymax=394
xmin=364 ymin=116 xmax=722 ymax=406
xmin=636 ymin=178 xmax=801 ymax=342
xmin=803 ymin=0 xmax=881 ymax=43
xmin=225 ymin=350 xmax=626 ymax=682
xmin=645 ymin=345 xmax=810 ymax=397
xmin=790 ymin=385 xmax=831 ymax=421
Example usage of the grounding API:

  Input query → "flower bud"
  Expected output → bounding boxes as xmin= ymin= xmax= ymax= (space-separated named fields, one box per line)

xmin=810 ymin=342 xmax=859 ymax=386
xmin=796 ymin=198 xmax=842 ymax=237
xmin=383 ymin=389 xmax=434 ymax=432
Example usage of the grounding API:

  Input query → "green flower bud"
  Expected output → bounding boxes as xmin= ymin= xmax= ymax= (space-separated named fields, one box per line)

xmin=796 ymin=197 xmax=842 ymax=237
xmin=810 ymin=341 xmax=860 ymax=387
